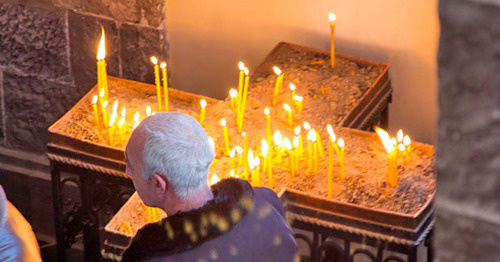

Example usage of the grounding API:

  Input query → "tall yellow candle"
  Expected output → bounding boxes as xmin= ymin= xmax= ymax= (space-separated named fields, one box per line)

xmin=273 ymin=130 xmax=283 ymax=162
xmin=375 ymin=126 xmax=398 ymax=188
xmin=221 ymin=118 xmax=230 ymax=153
xmin=289 ymin=83 xmax=296 ymax=104
xmin=293 ymin=137 xmax=300 ymax=175
xmin=235 ymin=146 xmax=243 ymax=167
xmin=312 ymin=133 xmax=318 ymax=175
xmin=146 ymin=105 xmax=152 ymax=117
xmin=294 ymin=95 xmax=303 ymax=114
xmin=108 ymin=114 xmax=115 ymax=145
xmin=160 ymin=62 xmax=169 ymax=112
xmin=294 ymin=126 xmax=303 ymax=158
xmin=230 ymin=148 xmax=237 ymax=174
xmin=101 ymin=100 xmax=109 ymax=131
xmin=96 ymin=26 xmax=109 ymax=102
xmin=118 ymin=117 xmax=125 ymax=142
xmin=403 ymin=135 xmax=412 ymax=162
xmin=151 ymin=56 xmax=162 ymax=112
xmin=121 ymin=108 xmax=126 ymax=132
xmin=237 ymin=62 xmax=245 ymax=115
xmin=283 ymin=137 xmax=294 ymax=179
xmin=252 ymin=156 xmax=261 ymax=186
xmin=199 ymin=99 xmax=207 ymax=126
xmin=272 ymin=66 xmax=283 ymax=106
xmin=242 ymin=132 xmax=249 ymax=174
xmin=329 ymin=13 xmax=336 ymax=69
xmin=133 ymin=112 xmax=140 ymax=130
xmin=238 ymin=68 xmax=250 ymax=133
xmin=112 ymin=100 xmax=119 ymax=128
xmin=283 ymin=103 xmax=293 ymax=127
xmin=261 ymin=139 xmax=272 ymax=188
xmin=327 ymin=136 xmax=334 ymax=198
xmin=229 ymin=89 xmax=237 ymax=110
xmin=306 ymin=130 xmax=315 ymax=174
xmin=246 ymin=149 xmax=253 ymax=182
xmin=92 ymin=95 xmax=100 ymax=130
xmin=338 ymin=138 xmax=345 ymax=181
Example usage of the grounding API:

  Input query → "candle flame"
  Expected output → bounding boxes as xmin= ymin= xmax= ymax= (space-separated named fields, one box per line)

xmin=243 ymin=67 xmax=249 ymax=76
xmin=146 ymin=106 xmax=152 ymax=116
xmin=391 ymin=138 xmax=397 ymax=146
xmin=283 ymin=137 xmax=292 ymax=150
xmin=121 ymin=108 xmax=126 ymax=118
xmin=134 ymin=112 xmax=140 ymax=122
xmin=273 ymin=66 xmax=282 ymax=76
xmin=338 ymin=138 xmax=345 ymax=148
xmin=248 ymin=150 xmax=254 ymax=170
xmin=398 ymin=144 xmax=406 ymax=152
xmin=102 ymin=100 xmax=108 ymax=108
xmin=293 ymin=137 xmax=299 ymax=148
xmin=261 ymin=139 xmax=269 ymax=157
xmin=307 ymin=129 xmax=317 ymax=142
xmin=208 ymin=137 xmax=215 ymax=153
xmin=329 ymin=13 xmax=336 ymax=22
xmin=273 ymin=130 xmax=283 ymax=146
xmin=374 ymin=126 xmax=395 ymax=154
xmin=118 ymin=117 xmax=125 ymax=127
xmin=289 ymin=83 xmax=296 ymax=91
xmin=112 ymin=100 xmax=119 ymax=112
xmin=109 ymin=115 xmax=116 ymax=127
xmin=200 ymin=99 xmax=207 ymax=108
xmin=253 ymin=156 xmax=260 ymax=168
xmin=241 ymin=131 xmax=246 ymax=137
xmin=294 ymin=126 xmax=301 ymax=135
xmin=160 ymin=62 xmax=166 ymax=69
xmin=100 ymin=88 xmax=105 ymax=98
xmin=238 ymin=61 xmax=245 ymax=71
xmin=230 ymin=148 xmax=236 ymax=158
xmin=92 ymin=95 xmax=98 ymax=104
xmin=97 ymin=26 xmax=106 ymax=60
xmin=264 ymin=108 xmax=270 ymax=115
xmin=283 ymin=103 xmax=291 ymax=112
xmin=230 ymin=170 xmax=235 ymax=177
xmin=326 ymin=124 xmax=336 ymax=142
xmin=221 ymin=118 xmax=226 ymax=126
xmin=403 ymin=135 xmax=412 ymax=146
xmin=397 ymin=129 xmax=403 ymax=143
xmin=229 ymin=89 xmax=238 ymax=98
xmin=210 ymin=174 xmax=220 ymax=185
xmin=303 ymin=121 xmax=311 ymax=130
xmin=150 ymin=56 xmax=158 ymax=65
xmin=235 ymin=146 xmax=243 ymax=155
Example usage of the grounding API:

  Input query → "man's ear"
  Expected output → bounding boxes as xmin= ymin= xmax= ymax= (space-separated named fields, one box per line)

xmin=152 ymin=173 xmax=168 ymax=196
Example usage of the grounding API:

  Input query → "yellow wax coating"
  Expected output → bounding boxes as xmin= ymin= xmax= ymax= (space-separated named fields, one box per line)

xmin=242 ymin=132 xmax=249 ymax=174
xmin=229 ymin=89 xmax=237 ymax=110
xmin=151 ymin=57 xmax=162 ymax=112
xmin=289 ymin=83 xmax=296 ymax=105
xmin=293 ymin=137 xmax=300 ymax=175
xmin=238 ymin=69 xmax=250 ymax=133
xmin=313 ymin=141 xmax=318 ymax=174
xmin=294 ymin=126 xmax=303 ymax=158
xmin=235 ymin=146 xmax=243 ymax=167
xmin=161 ymin=62 xmax=169 ymax=112
xmin=108 ymin=115 xmax=115 ymax=145
xmin=92 ymin=95 xmax=100 ymax=130
xmin=262 ymin=139 xmax=272 ymax=188
xmin=199 ymin=99 xmax=207 ymax=126
xmin=284 ymin=103 xmax=293 ymax=127
xmin=283 ymin=137 xmax=293 ymax=179
xmin=329 ymin=13 xmax=336 ymax=69
xmin=120 ymin=221 xmax=132 ymax=235
xmin=97 ymin=27 xmax=109 ymax=101
xmin=296 ymin=96 xmax=303 ymax=114
xmin=307 ymin=140 xmax=313 ymax=174
xmin=221 ymin=118 xmax=230 ymax=153
xmin=247 ymin=150 xmax=254 ymax=183
xmin=338 ymin=138 xmax=345 ymax=181
xmin=101 ymin=101 xmax=109 ymax=132
xmin=316 ymin=130 xmax=324 ymax=157
xmin=272 ymin=66 xmax=283 ymax=106
xmin=118 ymin=118 xmax=125 ymax=142
xmin=265 ymin=108 xmax=272 ymax=146
xmin=237 ymin=62 xmax=245 ymax=115
xmin=230 ymin=149 xmax=237 ymax=174
xmin=374 ymin=126 xmax=397 ymax=188
xmin=327 ymin=139 xmax=334 ymax=198
xmin=253 ymin=157 xmax=261 ymax=186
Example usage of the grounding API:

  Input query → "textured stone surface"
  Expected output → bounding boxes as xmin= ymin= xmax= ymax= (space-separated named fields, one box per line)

xmin=435 ymin=206 xmax=500 ymax=261
xmin=0 ymin=2 xmax=71 ymax=83
xmin=68 ymin=11 xmax=120 ymax=92
xmin=3 ymin=72 xmax=77 ymax=152
xmin=120 ymin=23 xmax=168 ymax=84
xmin=437 ymin=0 xmax=500 ymax=211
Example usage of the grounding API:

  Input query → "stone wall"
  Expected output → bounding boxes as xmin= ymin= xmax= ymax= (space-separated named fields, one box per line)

xmin=0 ymin=0 xmax=168 ymax=152
xmin=436 ymin=0 xmax=500 ymax=260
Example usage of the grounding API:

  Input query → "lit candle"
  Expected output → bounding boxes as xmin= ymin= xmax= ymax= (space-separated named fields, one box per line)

xmin=161 ymin=62 xmax=169 ymax=112
xmin=261 ymin=139 xmax=272 ymax=188
xmin=246 ymin=149 xmax=253 ymax=181
xmin=283 ymin=137 xmax=294 ymax=179
xmin=265 ymin=108 xmax=272 ymax=146
xmin=273 ymin=130 xmax=283 ymax=162
xmin=294 ymin=95 xmax=303 ymax=114
xmin=118 ymin=117 xmax=125 ymax=142
xmin=311 ymin=130 xmax=318 ymax=174
xmin=151 ymin=56 xmax=162 ymax=112
xmin=329 ymin=13 xmax=336 ymax=69
xmin=326 ymin=124 xmax=335 ymax=197
xmin=92 ymin=95 xmax=100 ymax=130
xmin=293 ymin=137 xmax=300 ymax=176
xmin=375 ymin=126 xmax=398 ymax=188
xmin=403 ymin=135 xmax=412 ymax=162
xmin=316 ymin=129 xmax=324 ymax=158
xmin=272 ymin=66 xmax=283 ymax=106
xmin=146 ymin=105 xmax=152 ymax=117
xmin=96 ymin=26 xmax=109 ymax=102
xmin=289 ymin=83 xmax=296 ymax=104
xmin=304 ymin=121 xmax=311 ymax=131
xmin=252 ymin=156 xmax=261 ymax=186
xmin=229 ymin=89 xmax=237 ymax=110
xmin=221 ymin=118 xmax=230 ymax=153
xmin=101 ymin=100 xmax=109 ymax=131
xmin=99 ymin=88 xmax=105 ymax=108
xmin=338 ymin=138 xmax=345 ymax=181
xmin=121 ymin=108 xmax=126 ymax=132
xmin=238 ymin=67 xmax=250 ymax=133
xmin=283 ymin=103 xmax=293 ymax=127
xmin=210 ymin=174 xmax=220 ymax=185
xmin=237 ymin=62 xmax=245 ymax=115
xmin=294 ymin=126 xmax=303 ymax=158
xmin=112 ymin=100 xmax=119 ymax=128
xmin=306 ymin=129 xmax=315 ymax=175
xmin=199 ymin=99 xmax=207 ymax=126
xmin=242 ymin=132 xmax=249 ymax=174
xmin=230 ymin=148 xmax=237 ymax=175
xmin=108 ymin=114 xmax=116 ymax=145
xmin=397 ymin=129 xmax=404 ymax=144
xmin=133 ymin=112 xmax=140 ymax=130
xmin=235 ymin=146 xmax=243 ymax=167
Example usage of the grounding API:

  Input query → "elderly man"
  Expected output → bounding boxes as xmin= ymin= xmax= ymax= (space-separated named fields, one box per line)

xmin=122 ymin=112 xmax=297 ymax=261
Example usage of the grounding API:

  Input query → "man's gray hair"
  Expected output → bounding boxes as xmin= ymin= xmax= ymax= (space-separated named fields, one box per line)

xmin=140 ymin=112 xmax=214 ymax=199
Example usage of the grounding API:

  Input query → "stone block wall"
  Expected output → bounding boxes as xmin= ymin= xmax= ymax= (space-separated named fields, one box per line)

xmin=436 ymin=0 xmax=500 ymax=260
xmin=0 ymin=0 xmax=168 ymax=153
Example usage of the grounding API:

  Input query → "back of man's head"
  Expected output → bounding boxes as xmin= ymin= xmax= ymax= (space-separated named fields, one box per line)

xmin=134 ymin=112 xmax=214 ymax=200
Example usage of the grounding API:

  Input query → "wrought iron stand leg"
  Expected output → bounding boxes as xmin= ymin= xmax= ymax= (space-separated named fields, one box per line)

xmin=344 ymin=240 xmax=350 ymax=262
xmin=51 ymin=162 xmax=66 ymax=262
xmin=80 ymin=175 xmax=100 ymax=261
xmin=408 ymin=246 xmax=417 ymax=262
xmin=425 ymin=229 xmax=434 ymax=262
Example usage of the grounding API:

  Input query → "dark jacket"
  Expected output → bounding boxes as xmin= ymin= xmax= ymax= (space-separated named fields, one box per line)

xmin=122 ymin=178 xmax=297 ymax=261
